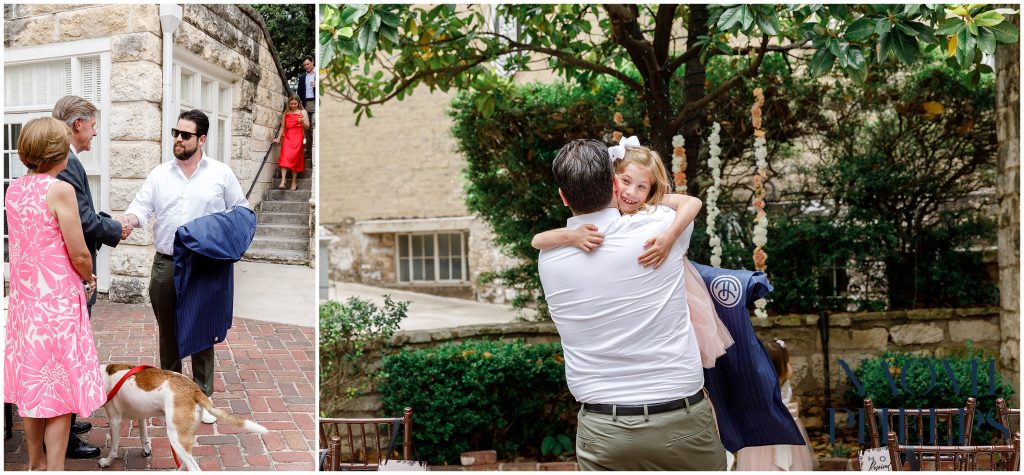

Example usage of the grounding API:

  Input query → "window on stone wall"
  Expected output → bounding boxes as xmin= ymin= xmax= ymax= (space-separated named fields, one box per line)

xmin=4 ymin=54 xmax=106 ymax=281
xmin=173 ymin=63 xmax=234 ymax=164
xmin=397 ymin=232 xmax=468 ymax=283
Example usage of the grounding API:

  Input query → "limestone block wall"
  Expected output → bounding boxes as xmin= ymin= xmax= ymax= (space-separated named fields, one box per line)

xmin=329 ymin=307 xmax=1010 ymax=429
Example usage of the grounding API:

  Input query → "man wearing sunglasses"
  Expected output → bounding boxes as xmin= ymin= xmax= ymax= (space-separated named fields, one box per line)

xmin=123 ymin=109 xmax=248 ymax=424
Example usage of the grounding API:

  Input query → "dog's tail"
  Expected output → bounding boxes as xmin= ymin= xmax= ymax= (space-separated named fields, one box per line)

xmin=196 ymin=394 xmax=268 ymax=434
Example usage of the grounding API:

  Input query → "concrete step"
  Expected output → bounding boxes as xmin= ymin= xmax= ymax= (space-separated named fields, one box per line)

xmin=268 ymin=177 xmax=313 ymax=189
xmin=265 ymin=189 xmax=311 ymax=201
xmin=260 ymin=200 xmax=310 ymax=214
xmin=255 ymin=224 xmax=309 ymax=240
xmin=242 ymin=248 xmax=310 ymax=266
xmin=257 ymin=212 xmax=308 ymax=226
xmin=249 ymin=236 xmax=309 ymax=251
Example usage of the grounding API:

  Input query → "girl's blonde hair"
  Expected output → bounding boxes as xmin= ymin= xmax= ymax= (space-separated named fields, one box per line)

xmin=18 ymin=117 xmax=71 ymax=173
xmin=613 ymin=146 xmax=669 ymax=207
xmin=760 ymin=337 xmax=791 ymax=383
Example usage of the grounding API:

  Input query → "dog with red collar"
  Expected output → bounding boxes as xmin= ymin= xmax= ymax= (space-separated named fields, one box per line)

xmin=98 ymin=364 xmax=267 ymax=470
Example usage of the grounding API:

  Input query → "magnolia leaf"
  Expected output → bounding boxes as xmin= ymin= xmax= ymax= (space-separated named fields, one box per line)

xmin=890 ymin=30 xmax=918 ymax=64
xmin=877 ymin=31 xmax=893 ymax=63
xmin=339 ymin=26 xmax=354 ymax=38
xmin=947 ymin=34 xmax=958 ymax=57
xmin=987 ymin=20 xmax=1020 ymax=43
xmin=974 ymin=10 xmax=1005 ymax=27
xmin=845 ymin=17 xmax=875 ymax=41
xmin=847 ymin=47 xmax=867 ymax=69
xmin=875 ymin=18 xmax=893 ymax=35
xmin=808 ymin=47 xmax=836 ymax=77
xmin=755 ymin=13 xmax=781 ymax=36
xmin=906 ymin=21 xmax=936 ymax=44
xmin=922 ymin=101 xmax=944 ymax=115
xmin=936 ymin=18 xmax=965 ymax=36
xmin=978 ymin=28 xmax=997 ymax=54
xmin=967 ymin=20 xmax=979 ymax=36
xmin=718 ymin=6 xmax=747 ymax=31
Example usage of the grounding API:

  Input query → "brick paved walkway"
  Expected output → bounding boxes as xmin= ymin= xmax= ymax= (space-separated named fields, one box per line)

xmin=4 ymin=300 xmax=316 ymax=471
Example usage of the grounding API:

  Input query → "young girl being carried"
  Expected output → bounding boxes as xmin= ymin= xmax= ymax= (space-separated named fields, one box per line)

xmin=532 ymin=137 xmax=733 ymax=368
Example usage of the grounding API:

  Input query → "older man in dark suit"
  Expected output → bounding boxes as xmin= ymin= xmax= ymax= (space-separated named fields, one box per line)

xmin=51 ymin=95 xmax=131 ymax=459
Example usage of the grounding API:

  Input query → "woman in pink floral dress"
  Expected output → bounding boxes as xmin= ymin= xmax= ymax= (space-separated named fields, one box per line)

xmin=4 ymin=117 xmax=105 ymax=471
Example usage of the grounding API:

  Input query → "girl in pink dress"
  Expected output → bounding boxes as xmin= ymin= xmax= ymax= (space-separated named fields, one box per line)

xmin=532 ymin=138 xmax=733 ymax=367
xmin=4 ymin=117 xmax=106 ymax=471
xmin=735 ymin=338 xmax=818 ymax=471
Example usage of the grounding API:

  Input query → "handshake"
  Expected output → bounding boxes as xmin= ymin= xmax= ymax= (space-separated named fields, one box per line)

xmin=115 ymin=215 xmax=135 ymax=241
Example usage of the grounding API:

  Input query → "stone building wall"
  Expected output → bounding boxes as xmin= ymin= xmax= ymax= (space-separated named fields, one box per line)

xmin=331 ymin=307 xmax=1009 ymax=430
xmin=995 ymin=6 xmax=1020 ymax=405
xmin=320 ymin=86 xmax=519 ymax=303
xmin=6 ymin=4 xmax=290 ymax=303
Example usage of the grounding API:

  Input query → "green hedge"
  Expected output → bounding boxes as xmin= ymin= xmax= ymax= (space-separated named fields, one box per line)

xmin=844 ymin=346 xmax=1015 ymax=444
xmin=379 ymin=340 xmax=574 ymax=465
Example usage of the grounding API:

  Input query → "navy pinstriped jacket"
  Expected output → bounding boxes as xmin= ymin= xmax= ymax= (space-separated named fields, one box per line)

xmin=173 ymin=206 xmax=257 ymax=359
xmin=691 ymin=261 xmax=806 ymax=452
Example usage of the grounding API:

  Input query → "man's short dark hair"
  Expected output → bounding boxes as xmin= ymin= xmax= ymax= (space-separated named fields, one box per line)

xmin=552 ymin=139 xmax=614 ymax=215
xmin=178 ymin=109 xmax=209 ymax=137
xmin=303 ymin=56 xmax=313 ymax=64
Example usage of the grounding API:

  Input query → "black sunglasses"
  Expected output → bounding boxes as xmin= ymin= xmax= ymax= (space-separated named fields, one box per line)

xmin=171 ymin=128 xmax=200 ymax=140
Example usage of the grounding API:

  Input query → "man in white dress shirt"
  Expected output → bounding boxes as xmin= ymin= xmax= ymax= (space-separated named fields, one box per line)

xmin=537 ymin=139 xmax=725 ymax=470
xmin=123 ymin=109 xmax=248 ymax=424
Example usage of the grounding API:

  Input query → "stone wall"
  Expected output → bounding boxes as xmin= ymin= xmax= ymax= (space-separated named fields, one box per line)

xmin=5 ymin=5 xmax=289 ymax=302
xmin=324 ymin=216 xmax=520 ymax=304
xmin=331 ymin=307 xmax=1010 ymax=432
xmin=995 ymin=5 xmax=1021 ymax=405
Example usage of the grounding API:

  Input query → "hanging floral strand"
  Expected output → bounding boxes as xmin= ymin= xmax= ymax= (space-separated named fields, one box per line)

xmin=751 ymin=88 xmax=769 ymax=319
xmin=705 ymin=122 xmax=723 ymax=267
xmin=671 ymin=135 xmax=687 ymax=191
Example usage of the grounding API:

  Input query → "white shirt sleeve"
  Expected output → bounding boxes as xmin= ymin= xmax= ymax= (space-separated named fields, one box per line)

xmin=224 ymin=166 xmax=249 ymax=210
xmin=124 ymin=172 xmax=157 ymax=228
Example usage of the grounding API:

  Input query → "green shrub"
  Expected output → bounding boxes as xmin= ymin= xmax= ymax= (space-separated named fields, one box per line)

xmin=319 ymin=296 xmax=409 ymax=416
xmin=843 ymin=346 xmax=1014 ymax=444
xmin=379 ymin=340 xmax=574 ymax=464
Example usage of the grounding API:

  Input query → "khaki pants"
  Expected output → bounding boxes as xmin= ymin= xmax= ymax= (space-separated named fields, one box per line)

xmin=576 ymin=397 xmax=727 ymax=471
xmin=149 ymin=253 xmax=215 ymax=397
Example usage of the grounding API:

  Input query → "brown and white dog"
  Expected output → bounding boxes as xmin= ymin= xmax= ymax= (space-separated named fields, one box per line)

xmin=99 ymin=364 xmax=268 ymax=471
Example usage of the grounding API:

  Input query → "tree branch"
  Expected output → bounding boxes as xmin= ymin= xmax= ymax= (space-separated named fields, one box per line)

xmin=670 ymin=35 xmax=771 ymax=132
xmin=331 ymin=55 xmax=493 ymax=108
xmin=604 ymin=4 xmax=660 ymax=83
xmin=665 ymin=39 xmax=810 ymax=76
xmin=652 ymin=4 xmax=678 ymax=65
xmin=497 ymin=34 xmax=644 ymax=92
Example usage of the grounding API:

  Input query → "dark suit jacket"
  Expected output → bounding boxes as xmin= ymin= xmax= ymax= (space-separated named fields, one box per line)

xmin=56 ymin=150 xmax=122 ymax=307
xmin=297 ymin=71 xmax=314 ymax=102
xmin=173 ymin=206 xmax=256 ymax=359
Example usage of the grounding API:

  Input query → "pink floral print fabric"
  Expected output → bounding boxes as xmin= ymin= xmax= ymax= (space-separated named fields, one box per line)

xmin=4 ymin=174 xmax=105 ymax=418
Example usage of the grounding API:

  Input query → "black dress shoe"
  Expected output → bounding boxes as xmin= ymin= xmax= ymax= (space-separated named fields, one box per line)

xmin=66 ymin=436 xmax=101 ymax=459
xmin=71 ymin=420 xmax=92 ymax=435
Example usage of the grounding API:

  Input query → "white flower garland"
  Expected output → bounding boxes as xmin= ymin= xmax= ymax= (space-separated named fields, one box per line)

xmin=671 ymin=135 xmax=686 ymax=190
xmin=705 ymin=122 xmax=723 ymax=267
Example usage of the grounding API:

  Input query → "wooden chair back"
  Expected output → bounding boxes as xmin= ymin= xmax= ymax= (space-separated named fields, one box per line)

xmin=864 ymin=398 xmax=976 ymax=448
xmin=886 ymin=430 xmax=1020 ymax=471
xmin=995 ymin=398 xmax=1020 ymax=443
xmin=319 ymin=407 xmax=413 ymax=471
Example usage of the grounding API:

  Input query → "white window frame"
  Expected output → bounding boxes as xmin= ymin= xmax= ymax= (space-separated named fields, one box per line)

xmin=4 ymin=38 xmax=113 ymax=291
xmin=171 ymin=49 xmax=237 ymax=165
xmin=395 ymin=232 xmax=469 ymax=284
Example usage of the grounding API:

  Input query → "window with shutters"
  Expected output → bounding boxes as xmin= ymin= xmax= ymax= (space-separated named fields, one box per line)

xmin=4 ymin=49 xmax=110 ymax=287
xmin=173 ymin=59 xmax=234 ymax=164
xmin=396 ymin=232 xmax=469 ymax=283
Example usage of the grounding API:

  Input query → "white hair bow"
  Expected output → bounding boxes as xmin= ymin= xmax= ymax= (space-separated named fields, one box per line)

xmin=608 ymin=135 xmax=641 ymax=163
xmin=776 ymin=339 xmax=786 ymax=348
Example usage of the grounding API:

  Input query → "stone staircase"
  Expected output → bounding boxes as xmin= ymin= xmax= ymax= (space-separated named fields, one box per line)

xmin=244 ymin=155 xmax=313 ymax=265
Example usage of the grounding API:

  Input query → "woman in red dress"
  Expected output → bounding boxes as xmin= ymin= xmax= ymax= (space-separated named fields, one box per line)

xmin=273 ymin=94 xmax=309 ymax=191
